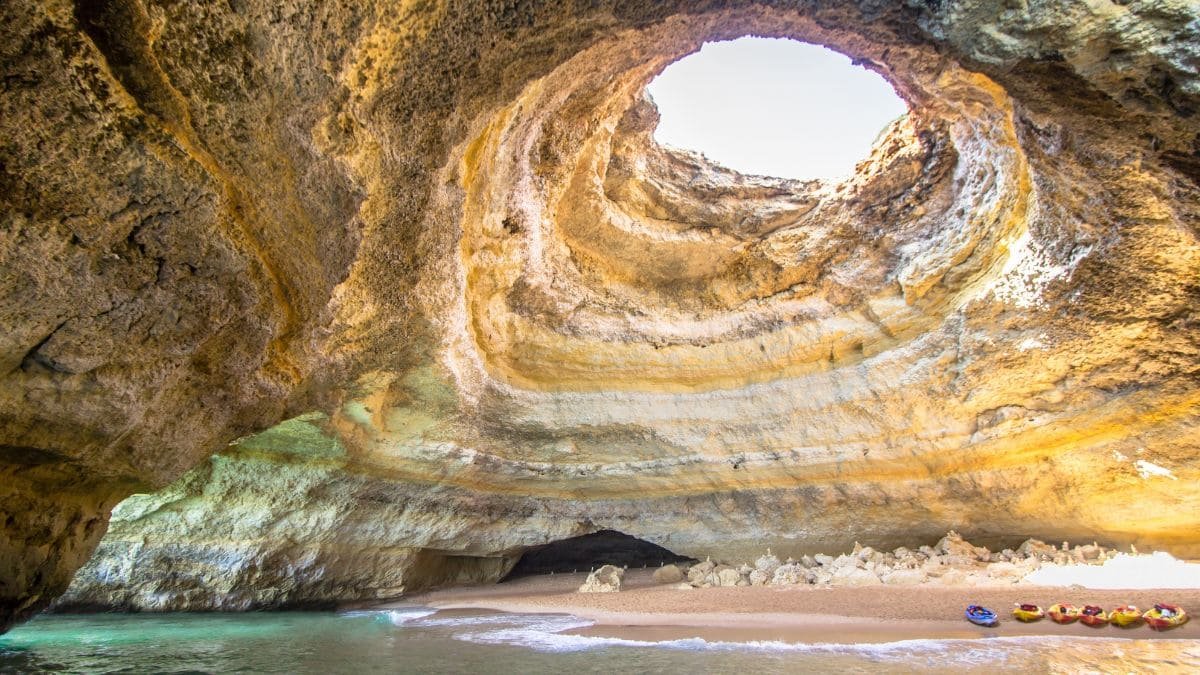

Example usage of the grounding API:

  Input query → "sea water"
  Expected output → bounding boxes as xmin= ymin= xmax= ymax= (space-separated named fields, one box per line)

xmin=2 ymin=608 xmax=1198 ymax=674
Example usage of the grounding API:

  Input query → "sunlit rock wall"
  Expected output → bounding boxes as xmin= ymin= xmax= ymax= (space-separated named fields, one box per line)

xmin=4 ymin=0 xmax=1200 ymax=624
xmin=54 ymin=415 xmax=522 ymax=610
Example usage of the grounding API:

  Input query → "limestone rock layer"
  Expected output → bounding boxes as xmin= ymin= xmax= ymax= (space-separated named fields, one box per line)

xmin=3 ymin=0 xmax=1200 ymax=626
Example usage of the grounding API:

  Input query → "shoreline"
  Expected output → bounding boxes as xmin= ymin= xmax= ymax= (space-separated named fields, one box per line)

xmin=402 ymin=569 xmax=1199 ymax=644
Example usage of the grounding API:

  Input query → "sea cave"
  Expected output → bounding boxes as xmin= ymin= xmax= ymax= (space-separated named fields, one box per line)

xmin=2 ymin=0 xmax=1199 ymax=669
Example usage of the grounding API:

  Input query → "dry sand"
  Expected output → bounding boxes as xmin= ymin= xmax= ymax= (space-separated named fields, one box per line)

xmin=402 ymin=569 xmax=1200 ymax=644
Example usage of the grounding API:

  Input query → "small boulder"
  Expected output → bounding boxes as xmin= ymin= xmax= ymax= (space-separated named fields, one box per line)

xmin=715 ymin=566 xmax=742 ymax=587
xmin=933 ymin=568 xmax=968 ymax=586
xmin=986 ymin=561 xmax=1021 ymax=580
xmin=935 ymin=531 xmax=989 ymax=561
xmin=653 ymin=564 xmax=684 ymax=584
xmin=814 ymin=553 xmax=835 ymax=567
xmin=1018 ymin=538 xmax=1057 ymax=561
xmin=770 ymin=563 xmax=809 ymax=585
xmin=830 ymin=554 xmax=861 ymax=570
xmin=748 ymin=569 xmax=770 ymax=586
xmin=831 ymin=567 xmax=882 ymax=587
xmin=755 ymin=553 xmax=782 ymax=574
xmin=578 ymin=565 xmax=624 ymax=593
xmin=687 ymin=560 xmax=715 ymax=585
xmin=961 ymin=572 xmax=990 ymax=587
xmin=881 ymin=569 xmax=927 ymax=586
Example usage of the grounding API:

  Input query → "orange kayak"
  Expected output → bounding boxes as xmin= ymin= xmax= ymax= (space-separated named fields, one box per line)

xmin=1048 ymin=603 xmax=1081 ymax=624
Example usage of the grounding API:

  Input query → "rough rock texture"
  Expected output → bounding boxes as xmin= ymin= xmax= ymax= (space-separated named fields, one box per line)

xmin=52 ymin=415 xmax=522 ymax=611
xmin=578 ymin=565 xmax=624 ymax=593
xmin=652 ymin=564 xmax=684 ymax=585
xmin=608 ymin=531 xmax=1137 ymax=590
xmin=3 ymin=0 xmax=1200 ymax=629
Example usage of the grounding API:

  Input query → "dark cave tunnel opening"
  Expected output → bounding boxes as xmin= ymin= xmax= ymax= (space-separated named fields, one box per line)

xmin=502 ymin=530 xmax=695 ymax=581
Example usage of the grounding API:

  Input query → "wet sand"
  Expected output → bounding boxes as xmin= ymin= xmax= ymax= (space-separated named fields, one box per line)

xmin=403 ymin=569 xmax=1200 ymax=644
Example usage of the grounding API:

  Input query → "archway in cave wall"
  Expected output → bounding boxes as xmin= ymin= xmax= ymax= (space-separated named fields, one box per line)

xmin=502 ymin=531 xmax=694 ymax=580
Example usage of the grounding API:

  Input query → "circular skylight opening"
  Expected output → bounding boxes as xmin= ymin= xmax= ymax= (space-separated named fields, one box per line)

xmin=646 ymin=37 xmax=908 ymax=181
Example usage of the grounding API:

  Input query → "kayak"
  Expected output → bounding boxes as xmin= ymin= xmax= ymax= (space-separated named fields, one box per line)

xmin=966 ymin=604 xmax=998 ymax=627
xmin=1048 ymin=603 xmax=1081 ymax=624
xmin=1144 ymin=603 xmax=1188 ymax=631
xmin=1012 ymin=603 xmax=1044 ymax=622
xmin=1079 ymin=605 xmax=1109 ymax=627
xmin=1109 ymin=606 xmax=1142 ymax=627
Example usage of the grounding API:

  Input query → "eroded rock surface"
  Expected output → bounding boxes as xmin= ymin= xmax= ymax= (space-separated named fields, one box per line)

xmin=3 ymin=0 xmax=1200 ymax=628
xmin=578 ymin=565 xmax=624 ymax=594
xmin=52 ymin=415 xmax=523 ymax=611
xmin=645 ymin=531 xmax=1135 ymax=589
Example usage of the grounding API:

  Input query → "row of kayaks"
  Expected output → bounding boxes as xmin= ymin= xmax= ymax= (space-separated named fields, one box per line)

xmin=966 ymin=603 xmax=1188 ymax=630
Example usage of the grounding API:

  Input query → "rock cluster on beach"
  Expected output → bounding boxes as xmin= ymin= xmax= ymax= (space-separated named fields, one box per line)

xmin=579 ymin=565 xmax=625 ymax=593
xmin=652 ymin=532 xmax=1122 ymax=590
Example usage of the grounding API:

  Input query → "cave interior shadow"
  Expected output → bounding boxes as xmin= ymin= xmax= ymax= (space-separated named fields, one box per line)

xmin=501 ymin=530 xmax=695 ymax=581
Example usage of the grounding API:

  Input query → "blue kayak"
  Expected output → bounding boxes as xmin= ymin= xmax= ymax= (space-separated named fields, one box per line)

xmin=966 ymin=604 xmax=999 ymax=627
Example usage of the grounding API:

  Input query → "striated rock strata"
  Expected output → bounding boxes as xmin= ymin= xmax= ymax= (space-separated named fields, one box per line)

xmin=3 ymin=0 xmax=1200 ymax=627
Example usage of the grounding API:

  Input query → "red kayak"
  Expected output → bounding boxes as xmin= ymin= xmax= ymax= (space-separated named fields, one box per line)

xmin=1079 ymin=605 xmax=1109 ymax=627
xmin=1144 ymin=603 xmax=1188 ymax=631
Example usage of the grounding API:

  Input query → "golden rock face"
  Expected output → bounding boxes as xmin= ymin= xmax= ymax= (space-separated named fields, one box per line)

xmin=4 ymin=0 xmax=1200 ymax=624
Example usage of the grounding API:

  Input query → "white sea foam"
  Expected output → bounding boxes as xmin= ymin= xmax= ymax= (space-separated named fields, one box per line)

xmin=340 ymin=607 xmax=439 ymax=625
xmin=386 ymin=608 xmax=439 ymax=625
xmin=448 ymin=613 xmax=1118 ymax=662
xmin=349 ymin=606 xmax=1184 ymax=670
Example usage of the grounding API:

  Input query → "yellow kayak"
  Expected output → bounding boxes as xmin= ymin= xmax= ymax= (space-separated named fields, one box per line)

xmin=1144 ymin=604 xmax=1188 ymax=631
xmin=1013 ymin=603 xmax=1044 ymax=622
xmin=1109 ymin=606 xmax=1142 ymax=627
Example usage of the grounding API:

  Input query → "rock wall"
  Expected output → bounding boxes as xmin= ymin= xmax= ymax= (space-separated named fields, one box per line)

xmin=3 ymin=0 xmax=1200 ymax=627
xmin=53 ymin=415 xmax=523 ymax=611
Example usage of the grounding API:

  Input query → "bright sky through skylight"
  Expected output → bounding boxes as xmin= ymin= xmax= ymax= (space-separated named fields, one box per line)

xmin=646 ymin=38 xmax=908 ymax=181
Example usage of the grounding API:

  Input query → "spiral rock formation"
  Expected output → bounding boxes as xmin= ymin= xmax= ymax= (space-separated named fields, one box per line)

xmin=3 ymin=0 xmax=1200 ymax=627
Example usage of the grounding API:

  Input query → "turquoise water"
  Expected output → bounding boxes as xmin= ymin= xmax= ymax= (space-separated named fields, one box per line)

xmin=3 ymin=608 xmax=1199 ymax=674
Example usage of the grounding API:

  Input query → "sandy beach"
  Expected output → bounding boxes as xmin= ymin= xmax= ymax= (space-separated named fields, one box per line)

xmin=404 ymin=569 xmax=1200 ymax=644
